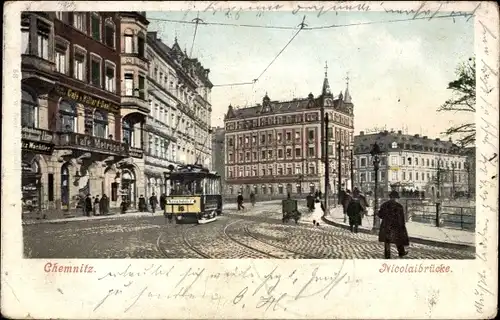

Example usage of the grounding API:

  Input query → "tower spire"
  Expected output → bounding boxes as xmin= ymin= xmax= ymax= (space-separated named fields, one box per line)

xmin=322 ymin=61 xmax=331 ymax=96
xmin=344 ymin=72 xmax=352 ymax=103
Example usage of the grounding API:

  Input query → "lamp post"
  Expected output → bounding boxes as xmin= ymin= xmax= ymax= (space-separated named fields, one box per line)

xmin=337 ymin=141 xmax=342 ymax=204
xmin=324 ymin=113 xmax=330 ymax=213
xmin=464 ymin=162 xmax=471 ymax=199
xmin=371 ymin=142 xmax=381 ymax=229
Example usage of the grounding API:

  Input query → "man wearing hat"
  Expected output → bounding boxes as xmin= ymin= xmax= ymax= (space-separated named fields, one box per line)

xmin=377 ymin=190 xmax=409 ymax=259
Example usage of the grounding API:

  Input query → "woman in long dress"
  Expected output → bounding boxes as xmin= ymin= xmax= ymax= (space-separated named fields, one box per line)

xmin=311 ymin=197 xmax=324 ymax=226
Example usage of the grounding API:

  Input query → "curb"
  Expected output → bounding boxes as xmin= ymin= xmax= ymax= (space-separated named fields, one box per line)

xmin=22 ymin=211 xmax=158 ymax=225
xmin=321 ymin=216 xmax=476 ymax=252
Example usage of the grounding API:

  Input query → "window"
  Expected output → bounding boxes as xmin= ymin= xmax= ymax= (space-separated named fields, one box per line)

xmin=93 ymin=110 xmax=108 ymax=138
xmin=308 ymin=147 xmax=315 ymax=157
xmin=122 ymin=119 xmax=134 ymax=145
xmin=59 ymin=100 xmax=77 ymax=132
xmin=361 ymin=158 xmax=367 ymax=167
xmin=402 ymin=172 xmax=406 ymax=180
xmin=105 ymin=63 xmax=116 ymax=92
xmin=278 ymin=149 xmax=283 ymax=158
xmin=91 ymin=13 xmax=101 ymax=41
xmin=308 ymin=129 xmax=314 ymax=140
xmin=278 ymin=167 xmax=283 ymax=175
xmin=21 ymin=89 xmax=38 ymax=128
xmin=138 ymin=75 xmax=145 ymax=99
xmin=277 ymin=133 xmax=282 ymax=142
xmin=328 ymin=145 xmax=333 ymax=155
xmin=391 ymin=156 xmax=398 ymax=165
xmin=295 ymin=148 xmax=301 ymax=157
xmin=138 ymin=33 xmax=145 ymax=57
xmin=391 ymin=171 xmax=398 ymax=181
xmin=73 ymin=13 xmax=86 ymax=32
xmin=124 ymin=73 xmax=134 ymax=95
xmin=55 ymin=42 xmax=67 ymax=74
xmin=155 ymin=138 xmax=159 ymax=156
xmin=286 ymin=132 xmax=291 ymax=141
xmin=74 ymin=49 xmax=86 ymax=81
xmin=295 ymin=132 xmax=300 ymax=140
xmin=286 ymin=148 xmax=292 ymax=157
xmin=261 ymin=151 xmax=266 ymax=160
xmin=124 ymin=34 xmax=133 ymax=53
xmin=37 ymin=20 xmax=50 ymax=60
xmin=309 ymin=165 xmax=315 ymax=175
xmin=21 ymin=18 xmax=30 ymax=54
xmin=287 ymin=168 xmax=292 ymax=175
xmin=90 ymin=55 xmax=102 ymax=87
xmin=104 ymin=18 xmax=115 ymax=48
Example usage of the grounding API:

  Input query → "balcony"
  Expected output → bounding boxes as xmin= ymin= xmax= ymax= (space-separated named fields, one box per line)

xmin=121 ymin=54 xmax=149 ymax=71
xmin=121 ymin=95 xmax=150 ymax=115
xmin=55 ymin=132 xmax=128 ymax=157
xmin=21 ymin=55 xmax=56 ymax=79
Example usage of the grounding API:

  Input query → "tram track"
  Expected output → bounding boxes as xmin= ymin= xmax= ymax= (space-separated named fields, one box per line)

xmin=181 ymin=225 xmax=212 ymax=258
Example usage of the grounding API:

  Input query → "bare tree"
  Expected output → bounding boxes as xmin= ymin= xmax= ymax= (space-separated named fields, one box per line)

xmin=438 ymin=57 xmax=476 ymax=147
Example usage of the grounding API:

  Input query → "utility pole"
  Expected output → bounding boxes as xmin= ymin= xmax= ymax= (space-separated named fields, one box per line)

xmin=324 ymin=114 xmax=330 ymax=212
xmin=337 ymin=141 xmax=342 ymax=204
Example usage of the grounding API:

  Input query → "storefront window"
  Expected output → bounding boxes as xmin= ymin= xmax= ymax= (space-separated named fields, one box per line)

xmin=59 ymin=100 xmax=77 ymax=132
xmin=22 ymin=89 xmax=38 ymax=128
xmin=93 ymin=110 xmax=108 ymax=138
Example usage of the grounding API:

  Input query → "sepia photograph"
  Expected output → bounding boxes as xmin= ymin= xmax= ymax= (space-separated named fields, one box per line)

xmin=2 ymin=1 xmax=498 ymax=319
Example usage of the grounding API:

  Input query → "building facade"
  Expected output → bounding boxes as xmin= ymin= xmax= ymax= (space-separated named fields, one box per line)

xmin=142 ymin=32 xmax=213 ymax=198
xmin=353 ymin=130 xmax=471 ymax=199
xmin=211 ymin=126 xmax=225 ymax=188
xmin=224 ymin=70 xmax=354 ymax=198
xmin=117 ymin=11 xmax=149 ymax=208
xmin=21 ymin=11 xmax=127 ymax=217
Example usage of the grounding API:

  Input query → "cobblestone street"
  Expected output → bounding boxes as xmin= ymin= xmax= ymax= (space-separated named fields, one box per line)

xmin=23 ymin=204 xmax=475 ymax=259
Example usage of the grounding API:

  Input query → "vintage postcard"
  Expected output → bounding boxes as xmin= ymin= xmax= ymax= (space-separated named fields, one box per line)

xmin=2 ymin=1 xmax=498 ymax=319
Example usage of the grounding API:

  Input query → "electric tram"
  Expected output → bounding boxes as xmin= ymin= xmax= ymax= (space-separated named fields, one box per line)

xmin=163 ymin=164 xmax=223 ymax=224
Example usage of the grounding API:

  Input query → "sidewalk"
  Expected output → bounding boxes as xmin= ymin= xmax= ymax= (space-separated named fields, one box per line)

xmin=23 ymin=200 xmax=286 ymax=225
xmin=322 ymin=207 xmax=475 ymax=251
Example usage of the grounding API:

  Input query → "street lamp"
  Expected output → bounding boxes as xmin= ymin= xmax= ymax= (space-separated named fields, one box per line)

xmin=464 ymin=161 xmax=471 ymax=199
xmin=371 ymin=142 xmax=381 ymax=229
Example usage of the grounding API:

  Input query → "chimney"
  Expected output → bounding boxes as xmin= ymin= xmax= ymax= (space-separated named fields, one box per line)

xmin=360 ymin=131 xmax=365 ymax=136
xmin=435 ymin=138 xmax=440 ymax=141
xmin=423 ymin=136 xmax=428 ymax=139
xmin=397 ymin=130 xmax=402 ymax=135
xmin=384 ymin=130 xmax=389 ymax=134
xmin=414 ymin=134 xmax=420 ymax=138
xmin=449 ymin=137 xmax=452 ymax=142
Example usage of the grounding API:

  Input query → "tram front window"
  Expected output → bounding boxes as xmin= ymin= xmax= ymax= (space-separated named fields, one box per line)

xmin=170 ymin=177 xmax=203 ymax=195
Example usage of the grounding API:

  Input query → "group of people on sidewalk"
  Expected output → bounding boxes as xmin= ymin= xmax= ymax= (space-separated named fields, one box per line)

xmin=236 ymin=192 xmax=256 ymax=210
xmin=341 ymin=188 xmax=409 ymax=259
xmin=82 ymin=194 xmax=109 ymax=217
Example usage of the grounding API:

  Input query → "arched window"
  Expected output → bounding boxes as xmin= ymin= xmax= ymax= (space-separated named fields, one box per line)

xmin=22 ymin=89 xmax=38 ymax=128
xmin=122 ymin=119 xmax=134 ymax=146
xmin=59 ymin=100 xmax=77 ymax=132
xmin=104 ymin=18 xmax=115 ymax=48
xmin=93 ymin=110 xmax=108 ymax=138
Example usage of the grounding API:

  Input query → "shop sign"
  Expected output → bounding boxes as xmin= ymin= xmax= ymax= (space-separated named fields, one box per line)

xmin=22 ymin=127 xmax=54 ymax=143
xmin=22 ymin=140 xmax=54 ymax=154
xmin=129 ymin=147 xmax=144 ymax=159
xmin=59 ymin=132 xmax=127 ymax=155
xmin=55 ymin=85 xmax=119 ymax=113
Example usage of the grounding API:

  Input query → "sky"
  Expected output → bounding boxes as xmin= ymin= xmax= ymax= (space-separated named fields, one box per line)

xmin=147 ymin=10 xmax=474 ymax=139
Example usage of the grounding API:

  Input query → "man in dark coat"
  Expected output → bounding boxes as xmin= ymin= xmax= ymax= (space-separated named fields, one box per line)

xmin=306 ymin=193 xmax=314 ymax=212
xmin=341 ymin=190 xmax=352 ymax=223
xmin=100 ymin=194 xmax=109 ymax=215
xmin=159 ymin=193 xmax=167 ymax=213
xmin=84 ymin=194 xmax=93 ymax=217
xmin=377 ymin=191 xmax=409 ymax=259
xmin=346 ymin=188 xmax=365 ymax=233
xmin=237 ymin=192 xmax=245 ymax=211
xmin=138 ymin=195 xmax=146 ymax=212
xmin=249 ymin=192 xmax=256 ymax=207
xmin=149 ymin=193 xmax=158 ymax=214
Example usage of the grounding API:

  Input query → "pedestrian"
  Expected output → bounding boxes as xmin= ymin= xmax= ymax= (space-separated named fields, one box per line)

xmin=94 ymin=195 xmax=100 ymax=216
xmin=249 ymin=192 xmax=256 ymax=207
xmin=378 ymin=190 xmax=409 ymax=259
xmin=160 ymin=193 xmax=167 ymax=214
xmin=84 ymin=194 xmax=92 ymax=217
xmin=346 ymin=188 xmax=366 ymax=233
xmin=306 ymin=193 xmax=314 ymax=212
xmin=341 ymin=190 xmax=352 ymax=223
xmin=120 ymin=195 xmax=128 ymax=214
xmin=138 ymin=195 xmax=146 ymax=212
xmin=237 ymin=192 xmax=245 ymax=211
xmin=311 ymin=194 xmax=323 ymax=227
xmin=149 ymin=193 xmax=158 ymax=214
xmin=100 ymin=194 xmax=109 ymax=215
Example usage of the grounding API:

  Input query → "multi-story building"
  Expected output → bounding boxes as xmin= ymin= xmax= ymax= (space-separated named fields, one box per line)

xmin=117 ymin=11 xmax=149 ymax=208
xmin=21 ymin=11 xmax=126 ymax=217
xmin=224 ymin=69 xmax=354 ymax=198
xmin=211 ymin=126 xmax=225 ymax=187
xmin=353 ymin=130 xmax=471 ymax=199
xmin=143 ymin=32 xmax=213 ymax=197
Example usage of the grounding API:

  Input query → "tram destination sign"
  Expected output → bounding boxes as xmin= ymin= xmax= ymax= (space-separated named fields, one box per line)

xmin=166 ymin=198 xmax=196 ymax=205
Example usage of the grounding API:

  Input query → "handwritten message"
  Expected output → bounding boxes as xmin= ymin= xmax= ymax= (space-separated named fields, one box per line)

xmin=474 ymin=13 xmax=499 ymax=315
xmin=93 ymin=262 xmax=352 ymax=315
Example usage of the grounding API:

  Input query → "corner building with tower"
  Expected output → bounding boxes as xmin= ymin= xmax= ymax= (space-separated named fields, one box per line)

xmin=223 ymin=68 xmax=355 ymax=198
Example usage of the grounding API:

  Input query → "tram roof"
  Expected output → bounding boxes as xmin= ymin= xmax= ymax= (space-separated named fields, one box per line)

xmin=164 ymin=164 xmax=220 ymax=178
